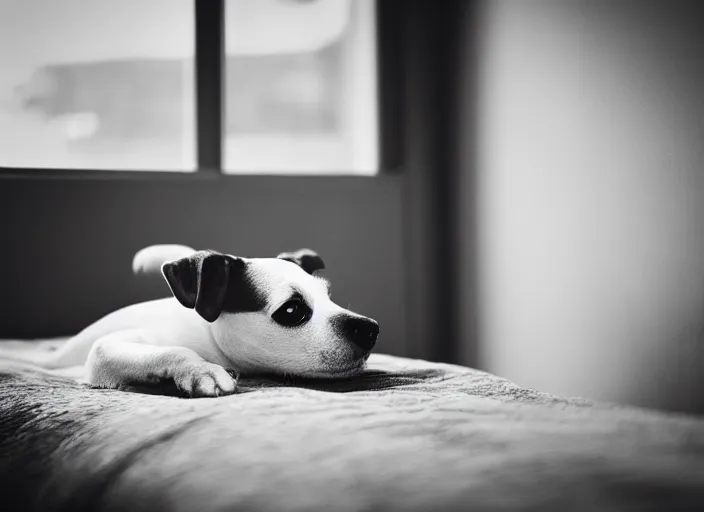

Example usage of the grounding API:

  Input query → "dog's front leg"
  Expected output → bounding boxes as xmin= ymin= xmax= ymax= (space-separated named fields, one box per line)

xmin=85 ymin=331 xmax=237 ymax=398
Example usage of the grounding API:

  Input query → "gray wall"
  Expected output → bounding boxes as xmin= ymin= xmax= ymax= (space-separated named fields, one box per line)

xmin=0 ymin=1 xmax=459 ymax=366
xmin=459 ymin=0 xmax=704 ymax=413
xmin=0 ymin=176 xmax=408 ymax=356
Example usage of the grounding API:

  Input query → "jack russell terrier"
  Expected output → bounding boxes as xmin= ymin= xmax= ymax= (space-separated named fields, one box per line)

xmin=3 ymin=245 xmax=379 ymax=398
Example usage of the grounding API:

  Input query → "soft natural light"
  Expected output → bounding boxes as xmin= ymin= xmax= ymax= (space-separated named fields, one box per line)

xmin=223 ymin=0 xmax=379 ymax=175
xmin=0 ymin=0 xmax=195 ymax=171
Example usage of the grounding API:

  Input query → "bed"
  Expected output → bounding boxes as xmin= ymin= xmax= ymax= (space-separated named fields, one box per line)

xmin=1 ymin=340 xmax=704 ymax=512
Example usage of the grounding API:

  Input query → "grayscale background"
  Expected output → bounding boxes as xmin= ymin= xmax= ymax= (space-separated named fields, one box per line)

xmin=1 ymin=0 xmax=703 ymax=415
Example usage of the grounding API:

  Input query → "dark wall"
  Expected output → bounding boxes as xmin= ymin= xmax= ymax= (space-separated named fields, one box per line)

xmin=0 ymin=176 xmax=407 ymax=355
xmin=0 ymin=0 xmax=469 ymax=366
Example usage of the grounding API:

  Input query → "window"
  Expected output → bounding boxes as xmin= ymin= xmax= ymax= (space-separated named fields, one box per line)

xmin=0 ymin=0 xmax=195 ymax=171
xmin=0 ymin=0 xmax=379 ymax=175
xmin=224 ymin=0 xmax=378 ymax=174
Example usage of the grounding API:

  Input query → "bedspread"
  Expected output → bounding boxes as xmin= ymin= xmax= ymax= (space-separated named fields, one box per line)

xmin=1 ymin=349 xmax=704 ymax=512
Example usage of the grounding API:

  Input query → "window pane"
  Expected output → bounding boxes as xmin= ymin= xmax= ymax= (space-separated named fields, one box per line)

xmin=0 ymin=0 xmax=195 ymax=171
xmin=224 ymin=0 xmax=378 ymax=175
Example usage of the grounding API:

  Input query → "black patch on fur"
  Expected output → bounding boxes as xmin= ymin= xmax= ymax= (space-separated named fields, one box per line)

xmin=162 ymin=250 xmax=264 ymax=322
xmin=162 ymin=252 xmax=202 ymax=310
xmin=277 ymin=248 xmax=325 ymax=275
xmin=195 ymin=252 xmax=232 ymax=322
xmin=221 ymin=261 xmax=266 ymax=314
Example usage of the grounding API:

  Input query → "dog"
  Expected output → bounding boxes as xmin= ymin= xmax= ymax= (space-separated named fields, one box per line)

xmin=2 ymin=245 xmax=379 ymax=398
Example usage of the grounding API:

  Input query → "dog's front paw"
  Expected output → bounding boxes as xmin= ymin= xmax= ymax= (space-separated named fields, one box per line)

xmin=173 ymin=362 xmax=238 ymax=398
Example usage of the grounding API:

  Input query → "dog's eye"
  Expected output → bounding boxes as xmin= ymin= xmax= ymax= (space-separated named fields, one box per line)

xmin=272 ymin=299 xmax=312 ymax=327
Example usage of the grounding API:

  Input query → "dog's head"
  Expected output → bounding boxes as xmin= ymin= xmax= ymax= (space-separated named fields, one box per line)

xmin=160 ymin=249 xmax=379 ymax=377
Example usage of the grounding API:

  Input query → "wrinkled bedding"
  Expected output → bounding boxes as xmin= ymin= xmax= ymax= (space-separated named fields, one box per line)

xmin=1 ymin=342 xmax=704 ymax=512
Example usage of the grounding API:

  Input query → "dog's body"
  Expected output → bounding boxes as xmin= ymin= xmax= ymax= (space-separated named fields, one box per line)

xmin=1 ymin=245 xmax=379 ymax=397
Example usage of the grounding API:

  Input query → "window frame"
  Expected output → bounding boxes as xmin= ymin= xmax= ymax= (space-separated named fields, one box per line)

xmin=0 ymin=0 xmax=400 ymax=181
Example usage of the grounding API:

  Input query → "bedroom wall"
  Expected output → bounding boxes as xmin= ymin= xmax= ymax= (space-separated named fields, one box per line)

xmin=0 ymin=177 xmax=407 ymax=356
xmin=458 ymin=0 xmax=704 ymax=413
xmin=0 ymin=1 xmax=464 ymax=365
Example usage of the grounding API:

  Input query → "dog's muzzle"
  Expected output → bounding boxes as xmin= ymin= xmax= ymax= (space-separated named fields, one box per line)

xmin=333 ymin=315 xmax=379 ymax=358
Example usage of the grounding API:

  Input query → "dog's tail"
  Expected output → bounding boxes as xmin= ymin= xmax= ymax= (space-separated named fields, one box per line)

xmin=132 ymin=244 xmax=196 ymax=275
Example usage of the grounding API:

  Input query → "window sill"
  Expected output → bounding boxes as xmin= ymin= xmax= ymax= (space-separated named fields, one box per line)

xmin=0 ymin=166 xmax=398 ymax=182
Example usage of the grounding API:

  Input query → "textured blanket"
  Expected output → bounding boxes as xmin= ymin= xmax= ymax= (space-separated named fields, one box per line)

xmin=1 ymin=349 xmax=704 ymax=512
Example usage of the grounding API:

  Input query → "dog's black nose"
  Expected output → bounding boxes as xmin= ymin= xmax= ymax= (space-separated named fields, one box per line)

xmin=347 ymin=317 xmax=379 ymax=353
xmin=332 ymin=315 xmax=380 ymax=355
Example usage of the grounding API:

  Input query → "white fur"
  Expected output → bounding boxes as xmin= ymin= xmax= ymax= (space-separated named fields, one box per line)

xmin=210 ymin=258 xmax=364 ymax=377
xmin=2 ymin=245 xmax=375 ymax=398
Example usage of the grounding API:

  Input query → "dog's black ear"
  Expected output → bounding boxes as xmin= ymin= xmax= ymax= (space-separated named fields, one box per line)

xmin=162 ymin=250 xmax=243 ymax=322
xmin=277 ymin=248 xmax=325 ymax=275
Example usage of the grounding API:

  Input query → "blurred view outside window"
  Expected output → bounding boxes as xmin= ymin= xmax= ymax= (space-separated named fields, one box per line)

xmin=0 ymin=0 xmax=195 ymax=171
xmin=224 ymin=0 xmax=379 ymax=175
xmin=0 ymin=0 xmax=378 ymax=174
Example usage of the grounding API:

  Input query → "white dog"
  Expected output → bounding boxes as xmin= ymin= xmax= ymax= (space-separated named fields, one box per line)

xmin=2 ymin=245 xmax=379 ymax=398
